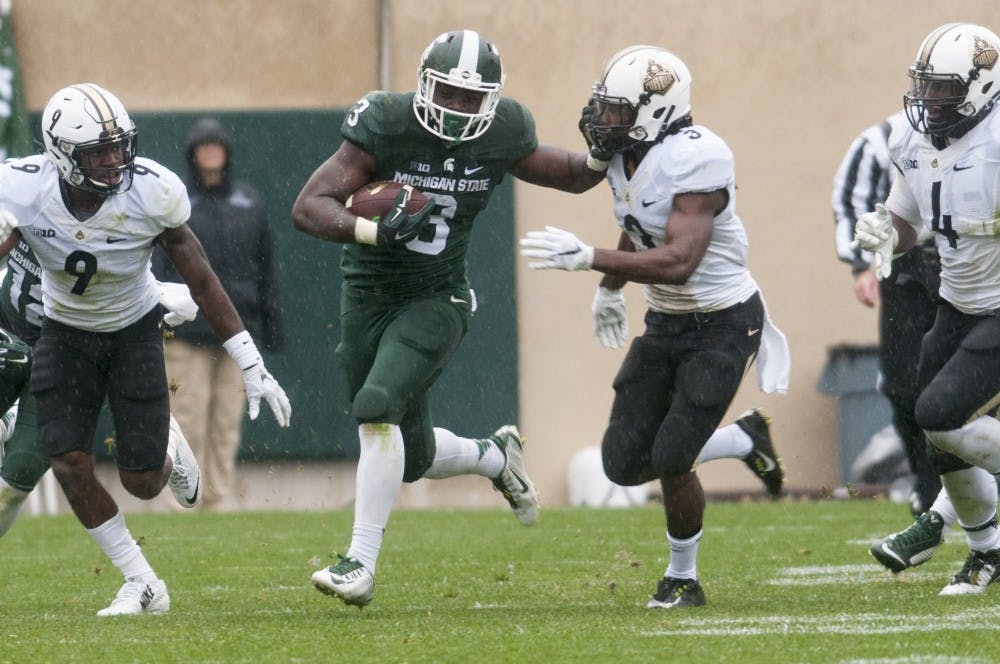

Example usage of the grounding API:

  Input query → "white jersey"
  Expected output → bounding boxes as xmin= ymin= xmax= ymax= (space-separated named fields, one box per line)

xmin=0 ymin=155 xmax=190 ymax=331
xmin=605 ymin=124 xmax=757 ymax=313
xmin=887 ymin=108 xmax=1000 ymax=314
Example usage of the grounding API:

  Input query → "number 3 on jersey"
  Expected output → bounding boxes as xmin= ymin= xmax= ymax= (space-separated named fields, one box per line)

xmin=403 ymin=192 xmax=455 ymax=256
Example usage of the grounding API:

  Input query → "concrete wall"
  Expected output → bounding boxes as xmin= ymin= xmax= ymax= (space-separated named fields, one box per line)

xmin=11 ymin=1 xmax=999 ymax=507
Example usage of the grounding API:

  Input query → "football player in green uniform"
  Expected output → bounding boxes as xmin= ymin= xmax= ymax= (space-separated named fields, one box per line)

xmin=0 ymin=232 xmax=47 ymax=537
xmin=293 ymin=29 xmax=606 ymax=607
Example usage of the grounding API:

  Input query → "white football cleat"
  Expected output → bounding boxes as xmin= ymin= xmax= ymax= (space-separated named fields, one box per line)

xmin=97 ymin=579 xmax=170 ymax=616
xmin=312 ymin=555 xmax=375 ymax=607
xmin=939 ymin=548 xmax=1000 ymax=596
xmin=489 ymin=425 xmax=539 ymax=526
xmin=166 ymin=415 xmax=201 ymax=508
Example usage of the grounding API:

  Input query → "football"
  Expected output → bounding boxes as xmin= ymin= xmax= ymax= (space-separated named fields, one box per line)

xmin=345 ymin=181 xmax=430 ymax=221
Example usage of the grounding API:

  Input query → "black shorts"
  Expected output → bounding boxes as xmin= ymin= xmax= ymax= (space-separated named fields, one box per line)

xmin=30 ymin=307 xmax=170 ymax=471
xmin=601 ymin=292 xmax=764 ymax=484
xmin=916 ymin=302 xmax=1000 ymax=433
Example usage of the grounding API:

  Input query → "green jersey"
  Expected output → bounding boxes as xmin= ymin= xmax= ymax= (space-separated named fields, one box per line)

xmin=340 ymin=91 xmax=537 ymax=298
xmin=0 ymin=235 xmax=42 ymax=345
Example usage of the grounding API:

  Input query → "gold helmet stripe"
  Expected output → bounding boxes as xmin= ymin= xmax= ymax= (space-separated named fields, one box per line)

xmin=916 ymin=22 xmax=963 ymax=67
xmin=72 ymin=83 xmax=119 ymax=134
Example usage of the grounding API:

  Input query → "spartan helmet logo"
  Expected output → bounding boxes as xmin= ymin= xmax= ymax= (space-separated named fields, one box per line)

xmin=643 ymin=58 xmax=676 ymax=95
xmin=972 ymin=35 xmax=999 ymax=70
xmin=443 ymin=157 xmax=456 ymax=172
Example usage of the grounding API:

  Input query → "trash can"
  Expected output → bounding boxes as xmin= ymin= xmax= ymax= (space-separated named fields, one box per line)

xmin=817 ymin=343 xmax=894 ymax=483
xmin=567 ymin=446 xmax=650 ymax=507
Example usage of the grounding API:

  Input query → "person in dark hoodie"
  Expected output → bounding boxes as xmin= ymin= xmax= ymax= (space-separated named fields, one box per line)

xmin=152 ymin=116 xmax=285 ymax=510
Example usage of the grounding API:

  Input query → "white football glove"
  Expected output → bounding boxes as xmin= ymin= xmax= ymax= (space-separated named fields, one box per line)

xmin=0 ymin=208 xmax=18 ymax=246
xmin=592 ymin=286 xmax=628 ymax=349
xmin=849 ymin=203 xmax=897 ymax=280
xmin=223 ymin=331 xmax=292 ymax=427
xmin=519 ymin=226 xmax=595 ymax=271
xmin=157 ymin=281 xmax=199 ymax=327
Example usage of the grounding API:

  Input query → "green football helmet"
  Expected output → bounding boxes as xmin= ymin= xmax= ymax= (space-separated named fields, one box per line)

xmin=413 ymin=30 xmax=505 ymax=143
xmin=0 ymin=328 xmax=30 ymax=415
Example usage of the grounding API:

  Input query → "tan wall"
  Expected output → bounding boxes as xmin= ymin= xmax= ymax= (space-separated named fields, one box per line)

xmin=11 ymin=0 xmax=999 ymax=504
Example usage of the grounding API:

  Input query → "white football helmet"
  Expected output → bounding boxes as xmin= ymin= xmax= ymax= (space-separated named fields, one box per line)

xmin=413 ymin=30 xmax=505 ymax=143
xmin=904 ymin=23 xmax=1000 ymax=143
xmin=41 ymin=83 xmax=137 ymax=194
xmin=583 ymin=46 xmax=692 ymax=154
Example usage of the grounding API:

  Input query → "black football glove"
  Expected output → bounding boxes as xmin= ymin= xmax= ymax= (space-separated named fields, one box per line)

xmin=375 ymin=187 xmax=435 ymax=248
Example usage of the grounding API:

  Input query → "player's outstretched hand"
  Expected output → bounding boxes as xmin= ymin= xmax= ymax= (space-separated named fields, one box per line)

xmin=519 ymin=226 xmax=595 ymax=271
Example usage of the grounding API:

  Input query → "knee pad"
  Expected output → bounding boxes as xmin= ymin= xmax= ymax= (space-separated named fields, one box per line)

xmin=0 ymin=447 xmax=50 ymax=492
xmin=914 ymin=392 xmax=966 ymax=432
xmin=352 ymin=385 xmax=396 ymax=423
xmin=600 ymin=435 xmax=654 ymax=486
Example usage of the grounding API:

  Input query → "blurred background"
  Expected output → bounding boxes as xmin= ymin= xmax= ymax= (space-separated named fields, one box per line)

xmin=6 ymin=0 xmax=997 ymax=512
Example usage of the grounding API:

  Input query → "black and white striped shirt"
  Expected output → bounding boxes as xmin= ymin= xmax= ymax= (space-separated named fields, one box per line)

xmin=831 ymin=111 xmax=908 ymax=274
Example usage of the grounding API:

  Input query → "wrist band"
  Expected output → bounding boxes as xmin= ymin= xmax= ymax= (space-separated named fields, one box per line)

xmin=586 ymin=154 xmax=609 ymax=172
xmin=354 ymin=216 xmax=379 ymax=245
xmin=223 ymin=330 xmax=261 ymax=370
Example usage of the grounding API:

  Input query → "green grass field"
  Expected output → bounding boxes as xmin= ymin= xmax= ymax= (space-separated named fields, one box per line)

xmin=1 ymin=499 xmax=996 ymax=663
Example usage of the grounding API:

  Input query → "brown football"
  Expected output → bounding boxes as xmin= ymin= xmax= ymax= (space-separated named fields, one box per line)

xmin=345 ymin=181 xmax=430 ymax=220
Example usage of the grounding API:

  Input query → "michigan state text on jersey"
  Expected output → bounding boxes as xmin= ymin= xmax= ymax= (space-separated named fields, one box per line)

xmin=338 ymin=90 xmax=536 ymax=299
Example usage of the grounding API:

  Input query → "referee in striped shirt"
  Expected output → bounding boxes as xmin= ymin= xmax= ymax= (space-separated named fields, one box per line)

xmin=831 ymin=110 xmax=941 ymax=515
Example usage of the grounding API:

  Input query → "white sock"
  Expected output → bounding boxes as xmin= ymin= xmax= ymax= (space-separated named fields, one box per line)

xmin=940 ymin=466 xmax=998 ymax=549
xmin=929 ymin=487 xmax=959 ymax=526
xmin=697 ymin=424 xmax=752 ymax=464
xmin=926 ymin=416 xmax=1000 ymax=473
xmin=0 ymin=478 xmax=29 ymax=537
xmin=348 ymin=522 xmax=385 ymax=575
xmin=346 ymin=423 xmax=405 ymax=574
xmin=86 ymin=511 xmax=157 ymax=583
xmin=421 ymin=427 xmax=505 ymax=479
xmin=664 ymin=529 xmax=702 ymax=580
